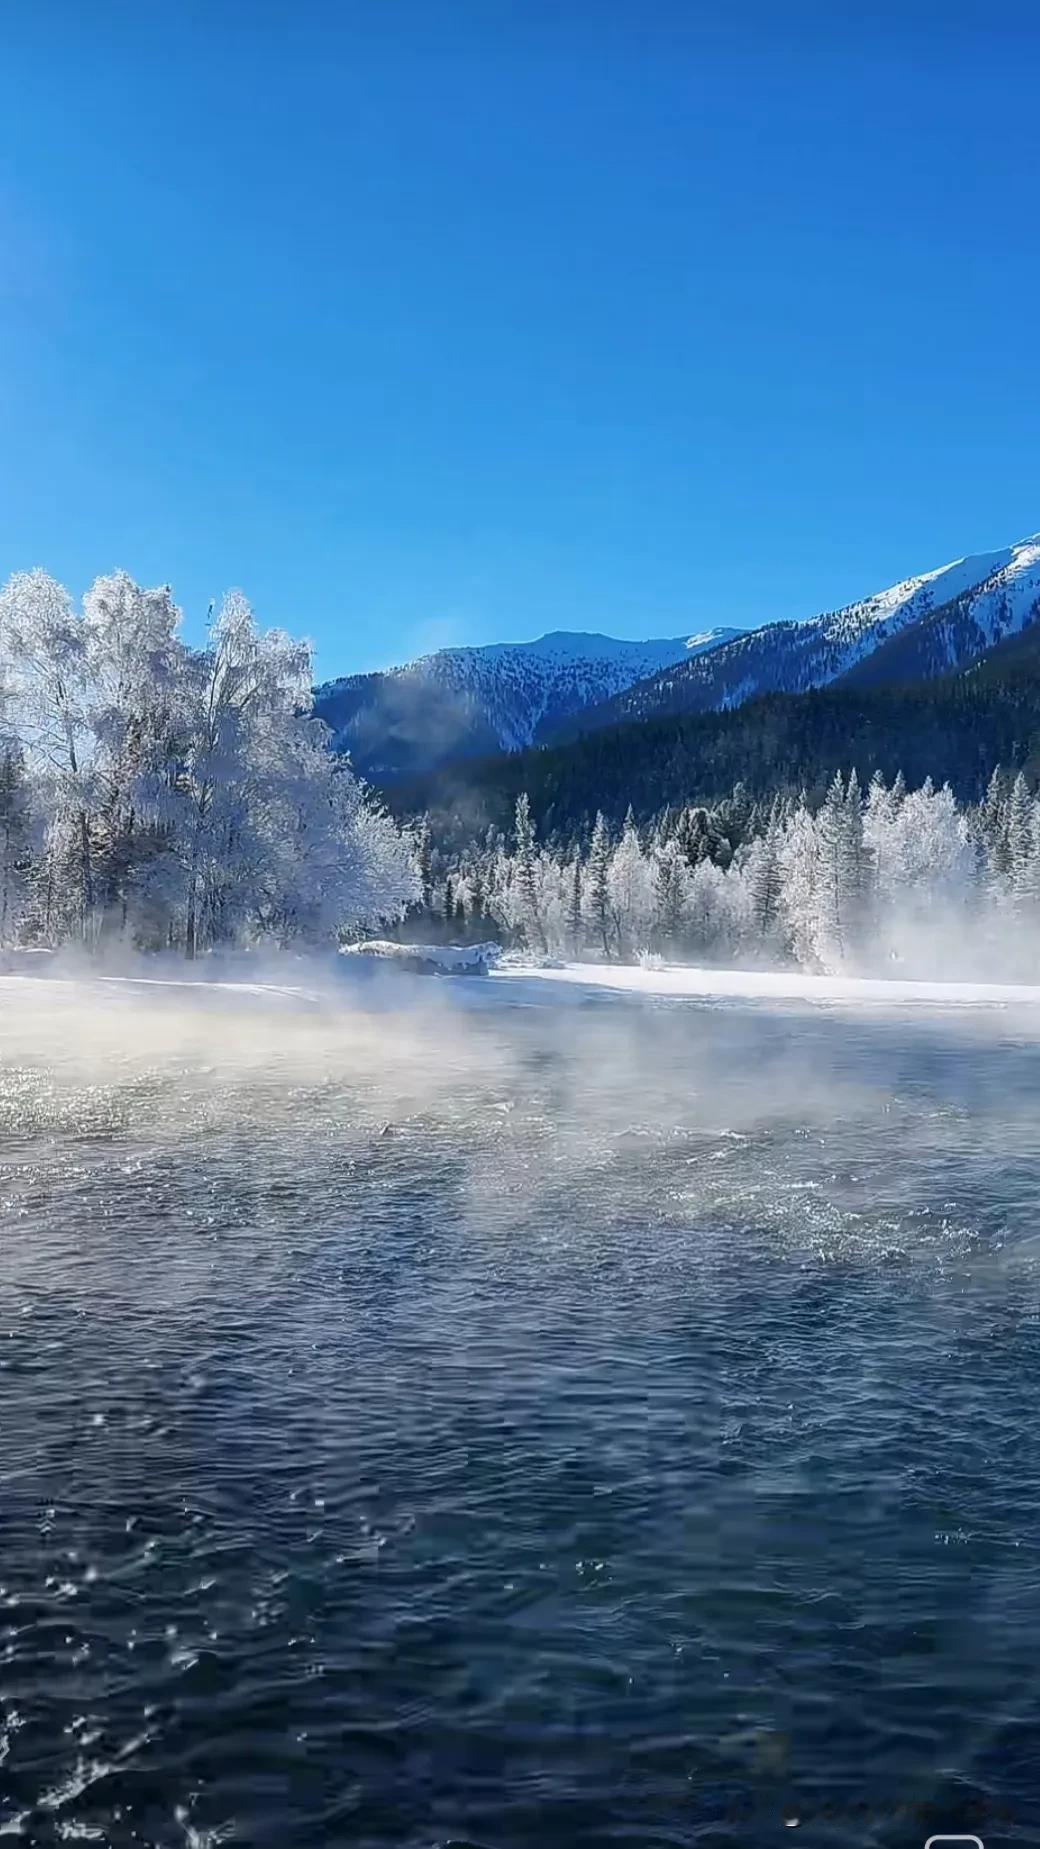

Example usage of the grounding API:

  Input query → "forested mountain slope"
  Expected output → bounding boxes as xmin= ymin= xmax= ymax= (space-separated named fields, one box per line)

xmin=547 ymin=536 xmax=1040 ymax=738
xmin=395 ymin=616 xmax=1040 ymax=844
xmin=314 ymin=627 xmax=739 ymax=781
xmin=838 ymin=537 xmax=1040 ymax=689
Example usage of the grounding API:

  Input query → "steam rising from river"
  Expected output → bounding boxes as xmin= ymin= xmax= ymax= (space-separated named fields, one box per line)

xmin=5 ymin=963 xmax=1040 ymax=1843
xmin=4 ymin=959 xmax=1039 ymax=1283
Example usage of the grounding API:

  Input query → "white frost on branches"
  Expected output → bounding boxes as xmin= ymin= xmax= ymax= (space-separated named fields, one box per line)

xmin=0 ymin=569 xmax=419 ymax=955
xmin=446 ymin=768 xmax=1038 ymax=979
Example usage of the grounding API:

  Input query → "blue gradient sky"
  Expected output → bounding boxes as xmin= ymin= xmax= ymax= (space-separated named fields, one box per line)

xmin=1 ymin=1 xmax=1038 ymax=676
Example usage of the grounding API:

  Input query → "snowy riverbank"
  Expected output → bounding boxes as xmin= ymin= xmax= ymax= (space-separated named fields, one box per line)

xmin=489 ymin=960 xmax=1040 ymax=1009
xmin=4 ymin=950 xmax=1040 ymax=1016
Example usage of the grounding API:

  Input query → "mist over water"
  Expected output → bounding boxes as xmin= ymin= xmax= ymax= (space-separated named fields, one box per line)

xmin=2 ymin=974 xmax=1040 ymax=1846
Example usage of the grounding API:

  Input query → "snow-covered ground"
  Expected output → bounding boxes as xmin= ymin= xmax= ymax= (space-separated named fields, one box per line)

xmin=489 ymin=959 xmax=1040 ymax=1010
xmin=4 ymin=951 xmax=1040 ymax=1016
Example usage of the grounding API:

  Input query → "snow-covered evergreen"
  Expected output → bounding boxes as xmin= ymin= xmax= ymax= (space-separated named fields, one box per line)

xmin=421 ymin=766 xmax=1040 ymax=979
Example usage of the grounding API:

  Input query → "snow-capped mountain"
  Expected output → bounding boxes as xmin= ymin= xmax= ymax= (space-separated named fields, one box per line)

xmin=841 ymin=535 xmax=1040 ymax=689
xmin=556 ymin=535 xmax=1040 ymax=736
xmin=314 ymin=627 xmax=741 ymax=781
xmin=314 ymin=534 xmax=1040 ymax=781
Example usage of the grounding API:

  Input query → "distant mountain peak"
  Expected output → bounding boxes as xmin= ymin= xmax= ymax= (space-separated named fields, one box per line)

xmin=686 ymin=628 xmax=735 ymax=650
xmin=314 ymin=625 xmax=741 ymax=782
xmin=314 ymin=533 xmax=1040 ymax=784
xmin=557 ymin=531 xmax=1040 ymax=737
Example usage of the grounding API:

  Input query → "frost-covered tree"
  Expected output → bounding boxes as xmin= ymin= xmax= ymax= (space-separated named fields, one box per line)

xmin=1003 ymin=772 xmax=1034 ymax=897
xmin=778 ymin=802 xmax=820 ymax=969
xmin=978 ymin=765 xmax=1009 ymax=870
xmin=608 ymin=813 xmax=653 ymax=957
xmin=534 ymin=851 xmax=572 ymax=955
xmin=674 ymin=804 xmax=718 ymax=870
xmin=864 ymin=771 xmax=898 ymax=910
xmin=652 ymin=837 xmax=691 ymax=952
xmin=466 ymin=860 xmax=487 ymax=936
xmin=891 ymin=781 xmax=971 ymax=899
xmin=1020 ymin=806 xmax=1040 ymax=913
xmin=0 ymin=569 xmax=97 ymax=938
xmin=742 ymin=814 xmax=784 ymax=947
xmin=685 ymin=859 xmax=736 ymax=959
xmin=0 ymin=668 xmax=33 ymax=945
xmin=512 ymin=793 xmax=546 ymax=953
xmin=83 ymin=572 xmax=187 ymax=936
xmin=415 ymin=816 xmax=434 ymax=911
xmin=812 ymin=770 xmax=869 ymax=970
xmin=0 ymin=569 xmax=419 ymax=955
xmin=584 ymin=812 xmax=613 ymax=958
xmin=567 ymin=854 xmax=584 ymax=957
xmin=0 ymin=746 xmax=32 ymax=946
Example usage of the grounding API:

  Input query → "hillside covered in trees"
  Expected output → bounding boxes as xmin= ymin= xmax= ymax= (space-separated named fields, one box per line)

xmin=538 ymin=533 xmax=1040 ymax=737
xmin=395 ymin=619 xmax=1040 ymax=848
xmin=392 ymin=618 xmax=1040 ymax=979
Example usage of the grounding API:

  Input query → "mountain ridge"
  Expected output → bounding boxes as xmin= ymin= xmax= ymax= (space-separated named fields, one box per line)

xmin=390 ymin=610 xmax=1040 ymax=848
xmin=837 ymin=535 xmax=1040 ymax=691
xmin=547 ymin=535 xmax=1040 ymax=740
xmin=314 ymin=626 xmax=741 ymax=782
xmin=314 ymin=529 xmax=1040 ymax=786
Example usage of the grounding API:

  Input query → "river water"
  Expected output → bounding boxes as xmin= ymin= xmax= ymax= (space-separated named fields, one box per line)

xmin=1 ymin=973 xmax=1039 ymax=1847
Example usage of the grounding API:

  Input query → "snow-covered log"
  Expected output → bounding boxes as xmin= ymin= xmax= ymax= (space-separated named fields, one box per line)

xmin=342 ymin=940 xmax=500 ymax=976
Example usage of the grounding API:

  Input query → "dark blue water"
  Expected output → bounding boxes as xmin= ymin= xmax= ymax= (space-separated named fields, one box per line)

xmin=2 ymin=979 xmax=1040 ymax=1846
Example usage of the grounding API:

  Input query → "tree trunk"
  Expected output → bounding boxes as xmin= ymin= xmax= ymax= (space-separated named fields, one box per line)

xmin=79 ymin=810 xmax=94 ymax=943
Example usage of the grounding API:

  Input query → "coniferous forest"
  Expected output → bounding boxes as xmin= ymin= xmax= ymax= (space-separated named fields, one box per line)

xmin=378 ymin=617 xmax=1040 ymax=979
xmin=401 ymin=767 xmax=1040 ymax=981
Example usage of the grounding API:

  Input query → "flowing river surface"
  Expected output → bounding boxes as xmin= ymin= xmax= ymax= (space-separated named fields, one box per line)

xmin=1 ymin=972 xmax=1039 ymax=1847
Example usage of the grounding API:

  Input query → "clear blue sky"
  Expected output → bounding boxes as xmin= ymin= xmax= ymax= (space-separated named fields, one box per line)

xmin=1 ymin=1 xmax=1038 ymax=677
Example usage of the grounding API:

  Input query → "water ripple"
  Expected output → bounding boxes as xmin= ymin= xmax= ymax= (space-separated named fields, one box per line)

xmin=0 ymin=991 xmax=1039 ymax=1844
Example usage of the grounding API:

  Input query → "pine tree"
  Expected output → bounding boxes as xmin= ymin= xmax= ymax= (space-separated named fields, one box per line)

xmin=674 ymin=806 xmax=711 ymax=869
xmin=981 ymin=766 xmax=1010 ymax=849
xmin=468 ymin=862 xmax=486 ymax=937
xmin=514 ymin=792 xmax=546 ymax=952
xmin=567 ymin=854 xmax=583 ymax=958
xmin=864 ymin=771 xmax=895 ymax=908
xmin=608 ymin=813 xmax=653 ymax=958
xmin=778 ymin=803 xmax=820 ymax=968
xmin=652 ymin=838 xmax=689 ymax=952
xmin=742 ymin=818 xmax=783 ymax=940
xmin=813 ymin=770 xmax=868 ymax=970
xmin=1005 ymin=772 xmax=1033 ymax=895
xmin=415 ymin=817 xmax=434 ymax=910
xmin=1021 ymin=807 xmax=1040 ymax=913
xmin=719 ymin=780 xmax=752 ymax=856
xmin=584 ymin=811 xmax=613 ymax=958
